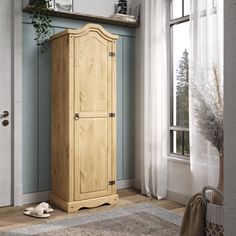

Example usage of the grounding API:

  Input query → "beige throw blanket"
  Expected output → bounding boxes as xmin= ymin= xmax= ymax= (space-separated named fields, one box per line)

xmin=180 ymin=193 xmax=206 ymax=236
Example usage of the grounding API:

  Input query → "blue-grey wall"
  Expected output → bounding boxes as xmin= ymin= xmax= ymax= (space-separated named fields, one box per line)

xmin=22 ymin=13 xmax=135 ymax=194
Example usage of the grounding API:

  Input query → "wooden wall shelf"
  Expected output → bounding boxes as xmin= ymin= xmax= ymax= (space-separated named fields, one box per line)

xmin=23 ymin=6 xmax=140 ymax=28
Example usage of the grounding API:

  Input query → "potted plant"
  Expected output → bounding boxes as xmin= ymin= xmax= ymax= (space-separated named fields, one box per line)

xmin=28 ymin=0 xmax=53 ymax=51
xmin=193 ymin=66 xmax=223 ymax=205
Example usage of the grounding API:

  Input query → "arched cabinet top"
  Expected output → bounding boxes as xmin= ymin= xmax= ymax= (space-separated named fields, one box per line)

xmin=50 ymin=23 xmax=119 ymax=41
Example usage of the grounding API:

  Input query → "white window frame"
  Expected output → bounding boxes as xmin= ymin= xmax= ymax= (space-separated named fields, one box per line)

xmin=168 ymin=0 xmax=190 ymax=160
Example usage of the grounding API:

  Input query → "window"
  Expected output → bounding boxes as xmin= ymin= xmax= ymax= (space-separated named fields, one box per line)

xmin=169 ymin=0 xmax=190 ymax=158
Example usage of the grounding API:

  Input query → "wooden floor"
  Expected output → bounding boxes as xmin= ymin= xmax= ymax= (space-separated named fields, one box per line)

xmin=0 ymin=188 xmax=185 ymax=231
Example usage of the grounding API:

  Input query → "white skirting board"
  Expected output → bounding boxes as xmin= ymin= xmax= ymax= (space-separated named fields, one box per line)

xmin=167 ymin=190 xmax=191 ymax=205
xmin=116 ymin=179 xmax=134 ymax=190
xmin=22 ymin=179 xmax=135 ymax=205
xmin=23 ymin=191 xmax=50 ymax=205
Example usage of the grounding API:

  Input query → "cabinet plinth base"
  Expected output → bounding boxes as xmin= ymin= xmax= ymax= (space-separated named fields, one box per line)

xmin=49 ymin=194 xmax=119 ymax=213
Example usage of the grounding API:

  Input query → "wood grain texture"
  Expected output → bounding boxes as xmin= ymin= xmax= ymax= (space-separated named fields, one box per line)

xmin=74 ymin=32 xmax=110 ymax=114
xmin=74 ymin=118 xmax=112 ymax=201
xmin=0 ymin=189 xmax=185 ymax=231
xmin=50 ymin=23 xmax=118 ymax=41
xmin=51 ymin=34 xmax=74 ymax=202
xmin=51 ymin=24 xmax=118 ymax=212
xmin=50 ymin=194 xmax=119 ymax=213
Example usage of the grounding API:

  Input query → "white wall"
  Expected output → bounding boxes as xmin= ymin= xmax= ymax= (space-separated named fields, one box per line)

xmin=74 ymin=0 xmax=117 ymax=16
xmin=23 ymin=0 xmax=136 ymax=17
xmin=167 ymin=161 xmax=193 ymax=204
xmin=74 ymin=0 xmax=136 ymax=16
xmin=224 ymin=1 xmax=236 ymax=235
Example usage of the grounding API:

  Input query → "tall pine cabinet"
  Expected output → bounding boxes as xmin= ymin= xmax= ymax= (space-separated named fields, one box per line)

xmin=50 ymin=24 xmax=119 ymax=212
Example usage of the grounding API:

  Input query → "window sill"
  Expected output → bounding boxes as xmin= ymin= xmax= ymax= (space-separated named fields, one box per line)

xmin=167 ymin=156 xmax=190 ymax=165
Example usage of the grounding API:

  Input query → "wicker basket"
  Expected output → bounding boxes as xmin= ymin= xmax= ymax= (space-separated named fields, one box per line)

xmin=202 ymin=186 xmax=224 ymax=236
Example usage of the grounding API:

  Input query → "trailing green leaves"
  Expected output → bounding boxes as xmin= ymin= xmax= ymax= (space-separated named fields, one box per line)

xmin=29 ymin=0 xmax=53 ymax=52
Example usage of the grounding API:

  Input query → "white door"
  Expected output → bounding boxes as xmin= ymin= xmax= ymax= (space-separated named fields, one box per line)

xmin=0 ymin=0 xmax=12 ymax=207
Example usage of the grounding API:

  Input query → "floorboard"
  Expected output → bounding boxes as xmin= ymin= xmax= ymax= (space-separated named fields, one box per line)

xmin=0 ymin=188 xmax=185 ymax=231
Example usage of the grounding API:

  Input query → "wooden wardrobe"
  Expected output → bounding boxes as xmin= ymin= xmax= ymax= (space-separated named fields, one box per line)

xmin=50 ymin=24 xmax=119 ymax=212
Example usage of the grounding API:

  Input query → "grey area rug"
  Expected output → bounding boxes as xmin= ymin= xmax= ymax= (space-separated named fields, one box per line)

xmin=0 ymin=203 xmax=183 ymax=236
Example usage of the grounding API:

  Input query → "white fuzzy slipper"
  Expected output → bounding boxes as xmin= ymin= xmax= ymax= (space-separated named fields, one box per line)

xmin=25 ymin=202 xmax=54 ymax=213
xmin=24 ymin=206 xmax=50 ymax=218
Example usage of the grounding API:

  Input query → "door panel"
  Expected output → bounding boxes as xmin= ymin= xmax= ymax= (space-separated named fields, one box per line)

xmin=74 ymin=31 xmax=113 ymax=201
xmin=0 ymin=0 xmax=12 ymax=207
xmin=74 ymin=32 xmax=112 ymax=117
xmin=74 ymin=118 xmax=111 ymax=201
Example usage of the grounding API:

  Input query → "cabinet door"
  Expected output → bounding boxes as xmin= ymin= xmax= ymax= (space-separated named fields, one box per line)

xmin=74 ymin=31 xmax=114 ymax=201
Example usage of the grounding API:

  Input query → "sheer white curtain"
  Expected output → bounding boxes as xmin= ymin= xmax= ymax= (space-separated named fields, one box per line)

xmin=135 ymin=0 xmax=168 ymax=199
xmin=189 ymin=0 xmax=223 ymax=192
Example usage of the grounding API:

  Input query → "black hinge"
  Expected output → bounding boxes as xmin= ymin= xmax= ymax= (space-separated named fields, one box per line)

xmin=109 ymin=180 xmax=116 ymax=185
xmin=109 ymin=52 xmax=116 ymax=57
xmin=108 ymin=113 xmax=116 ymax=117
